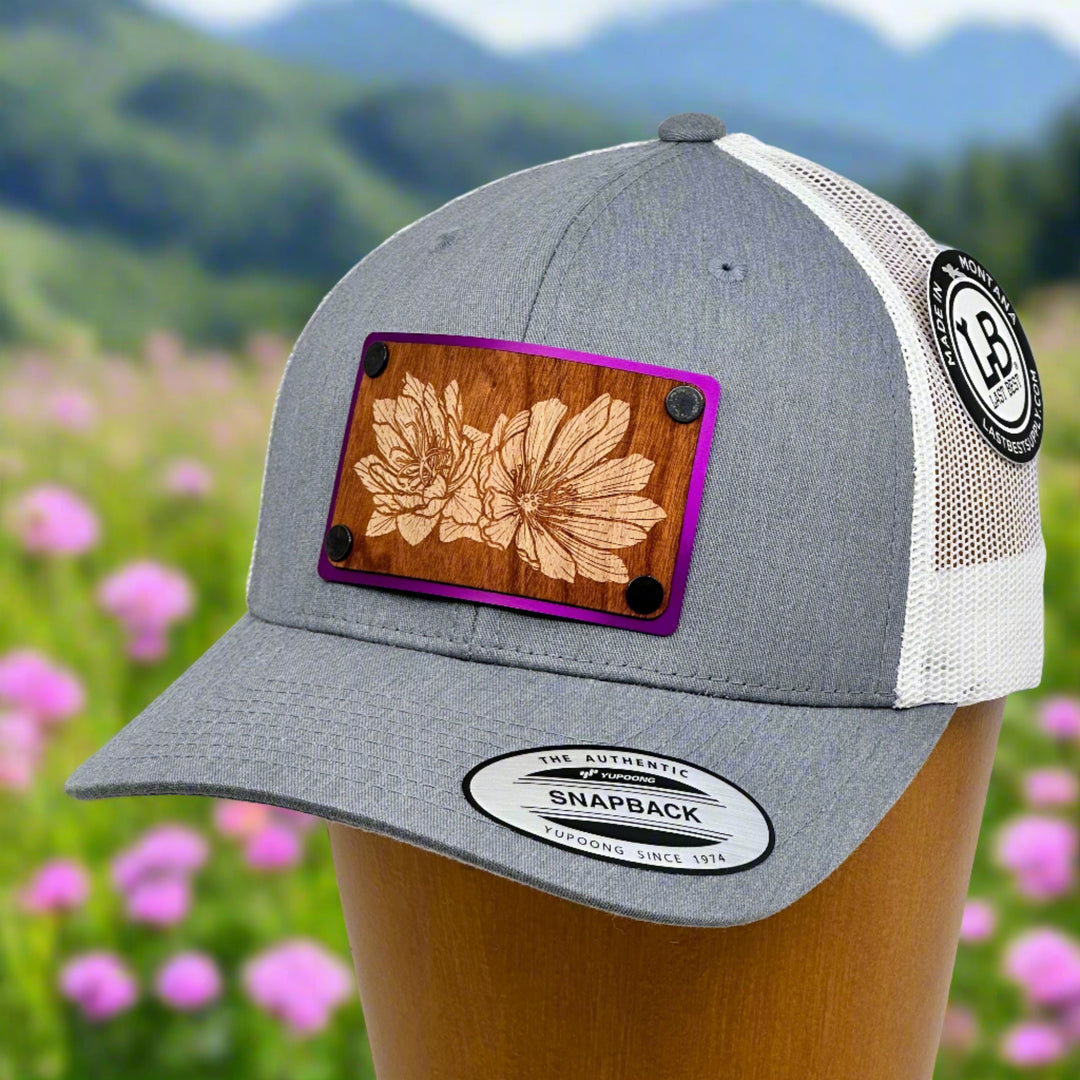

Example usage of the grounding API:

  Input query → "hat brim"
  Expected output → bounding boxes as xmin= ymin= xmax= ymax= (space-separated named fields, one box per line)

xmin=66 ymin=613 xmax=955 ymax=927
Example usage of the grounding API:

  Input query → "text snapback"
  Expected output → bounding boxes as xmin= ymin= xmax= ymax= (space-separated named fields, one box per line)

xmin=66 ymin=113 xmax=1045 ymax=927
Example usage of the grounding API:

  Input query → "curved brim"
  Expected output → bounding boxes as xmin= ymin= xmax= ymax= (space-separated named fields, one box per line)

xmin=66 ymin=613 xmax=955 ymax=927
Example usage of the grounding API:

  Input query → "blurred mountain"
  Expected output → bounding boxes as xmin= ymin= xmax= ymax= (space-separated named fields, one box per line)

xmin=233 ymin=0 xmax=518 ymax=86
xmin=233 ymin=0 xmax=1080 ymax=155
xmin=0 ymin=0 xmax=135 ymax=31
xmin=0 ymin=0 xmax=640 ymax=343
xmin=2 ymin=0 xmax=1078 ymax=348
xmin=227 ymin=0 xmax=910 ymax=180
xmin=523 ymin=0 xmax=1080 ymax=153
xmin=888 ymin=103 xmax=1080 ymax=301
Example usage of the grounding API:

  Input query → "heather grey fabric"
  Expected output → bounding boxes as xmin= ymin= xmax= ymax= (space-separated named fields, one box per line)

xmin=67 ymin=614 xmax=954 ymax=928
xmin=246 ymin=138 xmax=912 ymax=709
xmin=66 ymin=128 xmax=955 ymax=927
xmin=477 ymin=142 xmax=913 ymax=706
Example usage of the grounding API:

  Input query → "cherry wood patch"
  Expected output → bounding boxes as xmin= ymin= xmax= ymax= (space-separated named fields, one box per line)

xmin=320 ymin=333 xmax=718 ymax=631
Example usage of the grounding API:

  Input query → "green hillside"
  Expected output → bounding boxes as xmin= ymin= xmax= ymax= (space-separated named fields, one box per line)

xmin=3 ymin=0 xmax=1079 ymax=351
xmin=0 ymin=206 xmax=319 ymax=350
xmin=889 ymin=100 xmax=1080 ymax=297
xmin=0 ymin=0 xmax=638 ymax=346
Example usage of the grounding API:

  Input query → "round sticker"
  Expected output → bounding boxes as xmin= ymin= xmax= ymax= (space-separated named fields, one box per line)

xmin=927 ymin=248 xmax=1042 ymax=463
xmin=462 ymin=745 xmax=774 ymax=875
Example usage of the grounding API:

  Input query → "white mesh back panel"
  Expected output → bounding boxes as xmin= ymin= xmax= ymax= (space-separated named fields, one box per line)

xmin=718 ymin=134 xmax=1044 ymax=707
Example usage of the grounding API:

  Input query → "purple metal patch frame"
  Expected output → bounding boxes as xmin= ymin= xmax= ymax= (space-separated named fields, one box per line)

xmin=317 ymin=332 xmax=720 ymax=636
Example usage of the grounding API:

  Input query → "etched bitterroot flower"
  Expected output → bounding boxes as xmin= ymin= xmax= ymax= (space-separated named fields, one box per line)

xmin=472 ymin=394 xmax=667 ymax=583
xmin=354 ymin=373 xmax=487 ymax=545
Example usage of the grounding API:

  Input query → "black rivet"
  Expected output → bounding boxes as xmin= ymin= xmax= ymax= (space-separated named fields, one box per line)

xmin=325 ymin=524 xmax=353 ymax=562
xmin=625 ymin=575 xmax=665 ymax=615
xmin=665 ymin=384 xmax=705 ymax=423
xmin=363 ymin=340 xmax=390 ymax=378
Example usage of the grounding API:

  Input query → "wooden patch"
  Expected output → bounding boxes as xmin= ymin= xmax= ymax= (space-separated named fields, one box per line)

xmin=318 ymin=333 xmax=719 ymax=635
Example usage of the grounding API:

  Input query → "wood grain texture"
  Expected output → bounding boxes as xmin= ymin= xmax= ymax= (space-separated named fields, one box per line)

xmin=327 ymin=340 xmax=706 ymax=619
xmin=329 ymin=699 xmax=1004 ymax=1080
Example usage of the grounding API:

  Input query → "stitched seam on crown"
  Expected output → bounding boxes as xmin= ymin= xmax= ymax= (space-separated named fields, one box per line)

xmin=206 ymin=700 xmax=502 ymax=762
xmin=540 ymin=147 xmax=696 ymax=337
xmin=521 ymin=140 xmax=681 ymax=339
xmin=712 ymin=139 xmax=906 ymax=699
xmin=248 ymin=679 xmax=578 ymax=741
xmin=279 ymin=606 xmax=888 ymax=699
xmin=93 ymin=743 xmax=483 ymax=824
xmin=510 ymin=142 xmax=891 ymax=695
xmin=703 ymin=139 xmax=906 ymax=697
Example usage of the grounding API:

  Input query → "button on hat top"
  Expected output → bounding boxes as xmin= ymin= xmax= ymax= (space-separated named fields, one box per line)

xmin=658 ymin=112 xmax=726 ymax=142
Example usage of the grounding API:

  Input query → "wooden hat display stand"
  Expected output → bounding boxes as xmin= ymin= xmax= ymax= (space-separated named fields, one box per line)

xmin=329 ymin=697 xmax=1003 ymax=1080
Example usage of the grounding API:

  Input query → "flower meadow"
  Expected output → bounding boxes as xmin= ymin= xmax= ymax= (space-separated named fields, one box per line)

xmin=0 ymin=335 xmax=371 ymax=1080
xmin=0 ymin=301 xmax=1079 ymax=1079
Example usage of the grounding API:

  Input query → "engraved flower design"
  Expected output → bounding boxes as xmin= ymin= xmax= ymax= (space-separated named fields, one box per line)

xmin=353 ymin=375 xmax=668 ymax=584
xmin=472 ymin=394 xmax=667 ymax=583
xmin=353 ymin=373 xmax=486 ymax=545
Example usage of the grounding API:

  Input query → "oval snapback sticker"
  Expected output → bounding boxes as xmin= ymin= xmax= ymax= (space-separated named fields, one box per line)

xmin=462 ymin=745 xmax=774 ymax=875
xmin=927 ymin=248 xmax=1042 ymax=463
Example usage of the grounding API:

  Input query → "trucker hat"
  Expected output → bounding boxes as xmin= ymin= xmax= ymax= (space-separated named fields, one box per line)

xmin=66 ymin=111 xmax=1045 ymax=928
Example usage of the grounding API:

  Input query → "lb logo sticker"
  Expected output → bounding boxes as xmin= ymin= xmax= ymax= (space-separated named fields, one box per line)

xmin=462 ymin=745 xmax=774 ymax=875
xmin=928 ymin=248 xmax=1042 ymax=463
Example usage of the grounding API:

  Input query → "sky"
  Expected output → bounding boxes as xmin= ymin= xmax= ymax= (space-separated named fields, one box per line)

xmin=147 ymin=0 xmax=1080 ymax=53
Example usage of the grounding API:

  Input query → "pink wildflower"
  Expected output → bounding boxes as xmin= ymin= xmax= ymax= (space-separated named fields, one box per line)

xmin=1022 ymin=768 xmax=1079 ymax=808
xmin=939 ymin=1003 xmax=978 ymax=1053
xmin=111 ymin=824 xmax=206 ymax=927
xmin=1000 ymin=1021 xmax=1066 ymax=1067
xmin=144 ymin=331 xmax=184 ymax=369
xmin=1003 ymin=928 xmax=1080 ymax=1007
xmin=213 ymin=799 xmax=270 ymax=840
xmin=995 ymin=816 xmax=1077 ymax=900
xmin=0 ymin=649 xmax=84 ymax=724
xmin=8 ymin=485 xmax=99 ymax=556
xmin=269 ymin=807 xmax=319 ymax=833
xmin=242 ymin=939 xmax=353 ymax=1035
xmin=958 ymin=899 xmax=997 ymax=943
xmin=111 ymin=824 xmax=208 ymax=892
xmin=46 ymin=389 xmax=97 ymax=431
xmin=125 ymin=877 xmax=191 ymax=928
xmin=59 ymin=952 xmax=138 ymax=1021
xmin=247 ymin=332 xmax=288 ymax=372
xmin=21 ymin=859 xmax=89 ymax=913
xmin=1038 ymin=697 xmax=1080 ymax=740
xmin=97 ymin=561 xmax=194 ymax=662
xmin=245 ymin=824 xmax=302 ymax=871
xmin=0 ymin=712 xmax=42 ymax=789
xmin=162 ymin=459 xmax=213 ymax=498
xmin=155 ymin=952 xmax=222 ymax=1011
